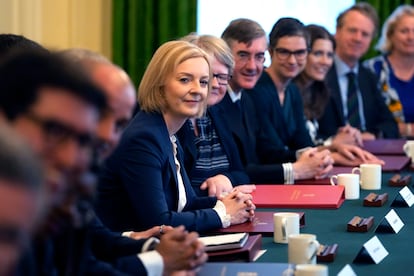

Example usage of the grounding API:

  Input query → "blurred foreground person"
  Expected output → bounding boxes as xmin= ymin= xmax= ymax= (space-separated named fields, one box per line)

xmin=0 ymin=127 xmax=44 ymax=276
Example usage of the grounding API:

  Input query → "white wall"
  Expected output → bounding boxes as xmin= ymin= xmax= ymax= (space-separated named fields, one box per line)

xmin=197 ymin=0 xmax=354 ymax=65
xmin=197 ymin=0 xmax=355 ymax=36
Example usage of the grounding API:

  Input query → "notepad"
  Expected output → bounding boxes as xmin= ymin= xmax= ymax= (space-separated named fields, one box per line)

xmin=199 ymin=233 xmax=249 ymax=251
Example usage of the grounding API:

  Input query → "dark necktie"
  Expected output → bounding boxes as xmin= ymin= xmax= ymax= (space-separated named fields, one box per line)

xmin=346 ymin=72 xmax=361 ymax=128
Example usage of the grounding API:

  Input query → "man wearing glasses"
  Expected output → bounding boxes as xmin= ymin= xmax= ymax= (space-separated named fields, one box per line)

xmin=249 ymin=17 xmax=334 ymax=180
xmin=217 ymin=18 xmax=333 ymax=184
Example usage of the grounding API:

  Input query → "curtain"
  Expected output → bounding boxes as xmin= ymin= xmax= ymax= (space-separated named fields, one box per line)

xmin=358 ymin=0 xmax=414 ymax=59
xmin=112 ymin=0 xmax=197 ymax=88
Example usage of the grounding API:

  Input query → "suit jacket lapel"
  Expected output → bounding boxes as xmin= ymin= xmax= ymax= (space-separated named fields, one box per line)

xmin=327 ymin=66 xmax=346 ymax=124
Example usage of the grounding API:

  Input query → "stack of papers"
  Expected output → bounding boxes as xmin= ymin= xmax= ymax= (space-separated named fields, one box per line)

xmin=199 ymin=233 xmax=249 ymax=251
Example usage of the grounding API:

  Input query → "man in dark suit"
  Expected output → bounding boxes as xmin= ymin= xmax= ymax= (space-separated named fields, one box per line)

xmin=218 ymin=18 xmax=332 ymax=184
xmin=318 ymin=3 xmax=399 ymax=139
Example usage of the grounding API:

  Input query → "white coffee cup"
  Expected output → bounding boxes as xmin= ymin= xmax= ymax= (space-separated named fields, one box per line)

xmin=282 ymin=264 xmax=328 ymax=276
xmin=295 ymin=264 xmax=328 ymax=276
xmin=288 ymin=233 xmax=320 ymax=265
xmin=330 ymin=173 xmax=360 ymax=199
xmin=273 ymin=212 xmax=300 ymax=244
xmin=403 ymin=140 xmax=414 ymax=161
xmin=352 ymin=163 xmax=382 ymax=190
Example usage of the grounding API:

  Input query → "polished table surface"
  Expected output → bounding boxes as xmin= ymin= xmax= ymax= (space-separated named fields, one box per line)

xmin=255 ymin=172 xmax=413 ymax=275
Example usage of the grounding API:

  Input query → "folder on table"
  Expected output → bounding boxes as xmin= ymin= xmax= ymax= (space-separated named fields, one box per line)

xmin=214 ymin=211 xmax=305 ymax=236
xmin=362 ymin=139 xmax=406 ymax=155
xmin=252 ymin=185 xmax=345 ymax=209
xmin=296 ymin=166 xmax=352 ymax=185
xmin=197 ymin=262 xmax=291 ymax=275
xmin=377 ymin=155 xmax=410 ymax=172
xmin=206 ymin=234 xmax=262 ymax=262
xmin=297 ymin=155 xmax=410 ymax=185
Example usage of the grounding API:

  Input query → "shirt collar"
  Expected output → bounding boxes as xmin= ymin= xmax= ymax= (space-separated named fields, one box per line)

xmin=334 ymin=55 xmax=359 ymax=77
xmin=227 ymin=86 xmax=242 ymax=102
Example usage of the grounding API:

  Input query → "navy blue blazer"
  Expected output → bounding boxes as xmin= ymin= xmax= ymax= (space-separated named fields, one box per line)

xmin=248 ymin=71 xmax=314 ymax=164
xmin=318 ymin=64 xmax=399 ymax=139
xmin=176 ymin=107 xmax=249 ymax=196
xmin=95 ymin=111 xmax=221 ymax=233
xmin=17 ymin=222 xmax=129 ymax=276
xmin=215 ymin=92 xmax=285 ymax=184
xmin=89 ymin=216 xmax=149 ymax=274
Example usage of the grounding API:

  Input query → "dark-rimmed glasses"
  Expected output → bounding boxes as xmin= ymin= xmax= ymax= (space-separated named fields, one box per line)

xmin=24 ymin=111 xmax=95 ymax=148
xmin=212 ymin=73 xmax=232 ymax=86
xmin=274 ymin=48 xmax=308 ymax=61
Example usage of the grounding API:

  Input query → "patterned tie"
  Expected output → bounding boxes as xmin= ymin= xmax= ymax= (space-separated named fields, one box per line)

xmin=171 ymin=136 xmax=187 ymax=212
xmin=346 ymin=72 xmax=361 ymax=128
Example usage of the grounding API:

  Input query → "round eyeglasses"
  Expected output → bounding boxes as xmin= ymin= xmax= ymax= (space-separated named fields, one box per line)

xmin=212 ymin=73 xmax=232 ymax=86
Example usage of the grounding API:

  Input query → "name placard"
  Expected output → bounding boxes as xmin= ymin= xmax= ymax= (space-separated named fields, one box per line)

xmin=391 ymin=186 xmax=414 ymax=207
xmin=385 ymin=209 xmax=404 ymax=233
xmin=375 ymin=209 xmax=404 ymax=233
xmin=337 ymin=264 xmax=357 ymax=276
xmin=399 ymin=186 xmax=414 ymax=207
xmin=353 ymin=236 xmax=388 ymax=264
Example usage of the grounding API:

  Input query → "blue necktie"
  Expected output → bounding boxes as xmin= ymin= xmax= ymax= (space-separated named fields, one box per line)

xmin=346 ymin=72 xmax=361 ymax=128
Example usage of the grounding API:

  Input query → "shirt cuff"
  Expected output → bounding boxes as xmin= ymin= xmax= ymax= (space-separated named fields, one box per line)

xmin=122 ymin=231 xmax=132 ymax=238
xmin=323 ymin=137 xmax=333 ymax=146
xmin=138 ymin=250 xmax=164 ymax=276
xmin=213 ymin=200 xmax=231 ymax=228
xmin=142 ymin=237 xmax=160 ymax=252
xmin=282 ymin=163 xmax=294 ymax=184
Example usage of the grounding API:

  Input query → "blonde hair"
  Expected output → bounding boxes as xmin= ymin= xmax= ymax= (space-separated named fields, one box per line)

xmin=181 ymin=33 xmax=234 ymax=75
xmin=376 ymin=5 xmax=414 ymax=53
xmin=138 ymin=40 xmax=211 ymax=116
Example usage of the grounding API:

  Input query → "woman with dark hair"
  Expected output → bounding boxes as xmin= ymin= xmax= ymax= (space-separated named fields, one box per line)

xmin=293 ymin=24 xmax=336 ymax=145
xmin=293 ymin=24 xmax=383 ymax=166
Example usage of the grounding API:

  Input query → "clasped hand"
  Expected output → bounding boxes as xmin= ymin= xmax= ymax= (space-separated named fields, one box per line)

xmin=220 ymin=188 xmax=256 ymax=225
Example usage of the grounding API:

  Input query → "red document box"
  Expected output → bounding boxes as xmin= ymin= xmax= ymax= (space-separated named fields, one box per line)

xmin=252 ymin=185 xmax=345 ymax=209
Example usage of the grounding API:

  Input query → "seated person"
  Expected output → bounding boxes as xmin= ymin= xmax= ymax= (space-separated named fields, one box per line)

xmin=62 ymin=48 xmax=207 ymax=275
xmin=364 ymin=5 xmax=414 ymax=138
xmin=177 ymin=34 xmax=249 ymax=197
xmin=292 ymin=24 xmax=384 ymax=166
xmin=317 ymin=3 xmax=399 ymax=139
xmin=95 ymin=40 xmax=255 ymax=234
xmin=248 ymin=18 xmax=333 ymax=177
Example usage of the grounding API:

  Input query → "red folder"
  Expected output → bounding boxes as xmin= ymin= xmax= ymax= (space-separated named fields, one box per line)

xmin=362 ymin=139 xmax=406 ymax=155
xmin=214 ymin=211 xmax=305 ymax=236
xmin=252 ymin=185 xmax=345 ymax=209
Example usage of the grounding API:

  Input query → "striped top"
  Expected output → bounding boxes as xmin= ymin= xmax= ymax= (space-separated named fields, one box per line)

xmin=190 ymin=115 xmax=230 ymax=187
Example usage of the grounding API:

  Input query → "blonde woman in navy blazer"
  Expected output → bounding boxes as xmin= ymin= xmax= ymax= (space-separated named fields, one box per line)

xmin=177 ymin=34 xmax=249 ymax=197
xmin=96 ymin=40 xmax=255 ymax=233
